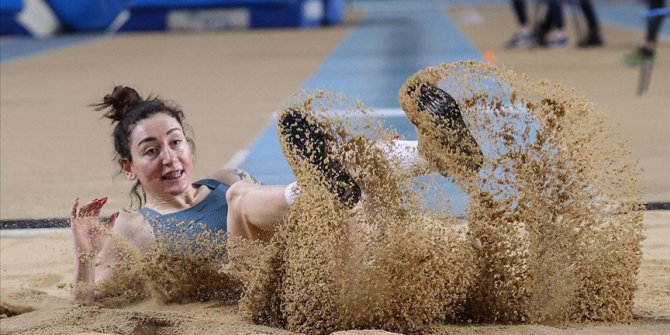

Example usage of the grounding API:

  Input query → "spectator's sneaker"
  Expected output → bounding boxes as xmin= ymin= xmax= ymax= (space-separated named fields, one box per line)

xmin=505 ymin=31 xmax=535 ymax=49
xmin=545 ymin=34 xmax=568 ymax=49
xmin=533 ymin=23 xmax=549 ymax=47
xmin=277 ymin=107 xmax=362 ymax=209
xmin=623 ymin=47 xmax=655 ymax=67
xmin=577 ymin=33 xmax=604 ymax=48
xmin=400 ymin=83 xmax=484 ymax=178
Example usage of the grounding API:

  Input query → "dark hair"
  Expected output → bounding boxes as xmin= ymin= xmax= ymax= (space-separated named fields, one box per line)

xmin=92 ymin=86 xmax=194 ymax=209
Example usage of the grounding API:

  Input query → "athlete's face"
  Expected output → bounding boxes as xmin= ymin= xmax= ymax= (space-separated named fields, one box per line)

xmin=121 ymin=113 xmax=194 ymax=200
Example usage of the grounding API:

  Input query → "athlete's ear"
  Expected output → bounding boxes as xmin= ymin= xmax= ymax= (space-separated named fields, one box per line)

xmin=119 ymin=159 xmax=137 ymax=180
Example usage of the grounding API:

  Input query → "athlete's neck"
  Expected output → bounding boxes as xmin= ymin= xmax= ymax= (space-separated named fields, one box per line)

xmin=146 ymin=185 xmax=200 ymax=212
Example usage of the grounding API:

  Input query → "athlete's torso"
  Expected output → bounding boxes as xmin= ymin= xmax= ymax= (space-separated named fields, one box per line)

xmin=138 ymin=179 xmax=229 ymax=240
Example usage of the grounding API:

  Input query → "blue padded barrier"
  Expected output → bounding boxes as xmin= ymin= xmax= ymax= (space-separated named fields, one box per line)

xmin=250 ymin=1 xmax=319 ymax=28
xmin=323 ymin=0 xmax=344 ymax=25
xmin=119 ymin=0 xmax=326 ymax=31
xmin=0 ymin=0 xmax=22 ymax=13
xmin=2 ymin=0 xmax=341 ymax=34
xmin=128 ymin=0 xmax=295 ymax=9
xmin=44 ymin=0 xmax=125 ymax=31
xmin=117 ymin=9 xmax=169 ymax=32
xmin=0 ymin=0 xmax=30 ymax=35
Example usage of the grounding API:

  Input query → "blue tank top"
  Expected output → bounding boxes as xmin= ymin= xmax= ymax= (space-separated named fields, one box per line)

xmin=138 ymin=179 xmax=230 ymax=241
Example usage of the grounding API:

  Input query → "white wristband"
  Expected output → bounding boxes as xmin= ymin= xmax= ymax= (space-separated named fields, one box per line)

xmin=284 ymin=181 xmax=299 ymax=205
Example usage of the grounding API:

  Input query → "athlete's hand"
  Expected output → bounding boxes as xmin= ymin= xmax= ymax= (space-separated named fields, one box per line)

xmin=70 ymin=197 xmax=118 ymax=261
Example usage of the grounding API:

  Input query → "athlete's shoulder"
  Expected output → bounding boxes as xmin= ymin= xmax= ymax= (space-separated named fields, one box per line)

xmin=206 ymin=168 xmax=262 ymax=185
xmin=114 ymin=211 xmax=144 ymax=226
xmin=112 ymin=211 xmax=155 ymax=249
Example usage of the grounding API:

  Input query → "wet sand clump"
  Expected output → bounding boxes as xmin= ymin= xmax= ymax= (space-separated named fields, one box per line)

xmin=0 ymin=301 xmax=34 ymax=318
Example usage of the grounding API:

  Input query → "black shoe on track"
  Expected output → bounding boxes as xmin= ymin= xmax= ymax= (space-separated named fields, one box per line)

xmin=278 ymin=108 xmax=362 ymax=209
xmin=577 ymin=33 xmax=604 ymax=48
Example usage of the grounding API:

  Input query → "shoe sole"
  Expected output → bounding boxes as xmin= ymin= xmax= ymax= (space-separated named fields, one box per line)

xmin=400 ymin=83 xmax=484 ymax=178
xmin=277 ymin=108 xmax=362 ymax=209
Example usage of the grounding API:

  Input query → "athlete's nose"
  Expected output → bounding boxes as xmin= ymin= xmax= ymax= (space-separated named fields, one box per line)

xmin=160 ymin=148 xmax=178 ymax=165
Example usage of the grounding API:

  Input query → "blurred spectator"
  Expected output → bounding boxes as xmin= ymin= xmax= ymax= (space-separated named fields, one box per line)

xmin=506 ymin=0 xmax=535 ymax=48
xmin=535 ymin=0 xmax=568 ymax=48
xmin=577 ymin=0 xmax=605 ymax=47
xmin=507 ymin=0 xmax=606 ymax=49
xmin=625 ymin=0 xmax=667 ymax=65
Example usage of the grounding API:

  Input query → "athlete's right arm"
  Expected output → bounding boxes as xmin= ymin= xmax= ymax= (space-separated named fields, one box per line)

xmin=71 ymin=197 xmax=117 ymax=302
xmin=71 ymin=198 xmax=154 ymax=302
xmin=94 ymin=212 xmax=155 ymax=284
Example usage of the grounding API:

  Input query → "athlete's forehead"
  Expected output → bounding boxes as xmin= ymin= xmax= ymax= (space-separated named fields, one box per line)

xmin=131 ymin=113 xmax=184 ymax=146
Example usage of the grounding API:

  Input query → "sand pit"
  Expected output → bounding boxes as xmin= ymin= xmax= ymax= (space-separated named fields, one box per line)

xmin=1 ymin=212 xmax=668 ymax=334
xmin=3 ymin=61 xmax=666 ymax=335
xmin=2 ymin=1 xmax=670 ymax=328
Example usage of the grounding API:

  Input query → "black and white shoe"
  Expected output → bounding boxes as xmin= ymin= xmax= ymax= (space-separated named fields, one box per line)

xmin=402 ymin=83 xmax=483 ymax=177
xmin=277 ymin=108 xmax=362 ymax=209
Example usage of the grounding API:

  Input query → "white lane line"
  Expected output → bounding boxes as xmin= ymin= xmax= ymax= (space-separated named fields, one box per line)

xmin=224 ymin=149 xmax=250 ymax=169
xmin=0 ymin=227 xmax=70 ymax=237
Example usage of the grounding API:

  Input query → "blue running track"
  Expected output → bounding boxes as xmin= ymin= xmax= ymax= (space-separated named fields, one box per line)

xmin=239 ymin=0 xmax=483 ymax=215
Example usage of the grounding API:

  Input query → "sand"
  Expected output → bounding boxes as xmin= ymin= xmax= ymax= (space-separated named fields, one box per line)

xmin=3 ymin=73 xmax=670 ymax=333
xmin=1 ymin=210 xmax=668 ymax=334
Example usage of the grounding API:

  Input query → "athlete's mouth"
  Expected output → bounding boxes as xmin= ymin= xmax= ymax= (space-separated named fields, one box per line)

xmin=161 ymin=170 xmax=184 ymax=180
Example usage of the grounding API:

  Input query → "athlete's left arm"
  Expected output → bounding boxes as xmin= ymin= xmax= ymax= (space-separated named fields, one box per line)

xmin=207 ymin=168 xmax=263 ymax=185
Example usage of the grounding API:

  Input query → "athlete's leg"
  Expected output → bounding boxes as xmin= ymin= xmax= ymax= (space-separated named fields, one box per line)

xmin=226 ymin=182 xmax=292 ymax=240
xmin=374 ymin=139 xmax=428 ymax=175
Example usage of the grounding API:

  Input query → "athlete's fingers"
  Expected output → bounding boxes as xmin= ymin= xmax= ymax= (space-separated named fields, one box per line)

xmin=91 ymin=197 xmax=108 ymax=218
xmin=107 ymin=212 xmax=119 ymax=230
xmin=78 ymin=199 xmax=94 ymax=218
xmin=90 ymin=201 xmax=101 ymax=218
xmin=70 ymin=197 xmax=80 ymax=221
xmin=80 ymin=197 xmax=103 ymax=218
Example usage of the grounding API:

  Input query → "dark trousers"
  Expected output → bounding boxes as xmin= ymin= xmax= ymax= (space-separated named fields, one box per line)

xmin=647 ymin=0 xmax=667 ymax=44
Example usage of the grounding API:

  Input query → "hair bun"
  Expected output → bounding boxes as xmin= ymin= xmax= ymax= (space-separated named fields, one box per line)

xmin=94 ymin=86 xmax=142 ymax=122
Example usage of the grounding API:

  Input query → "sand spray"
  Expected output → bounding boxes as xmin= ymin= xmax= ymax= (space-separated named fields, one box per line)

xmin=82 ymin=61 xmax=643 ymax=333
